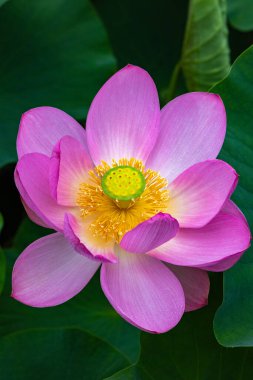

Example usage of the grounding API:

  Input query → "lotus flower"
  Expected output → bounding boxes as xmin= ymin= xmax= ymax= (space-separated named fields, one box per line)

xmin=12 ymin=65 xmax=250 ymax=333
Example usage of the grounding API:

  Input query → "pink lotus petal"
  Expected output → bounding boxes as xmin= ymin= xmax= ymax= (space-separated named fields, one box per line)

xmin=15 ymin=153 xmax=72 ymax=231
xmin=146 ymin=92 xmax=226 ymax=182
xmin=120 ymin=213 xmax=179 ymax=253
xmin=167 ymin=160 xmax=238 ymax=228
xmin=86 ymin=65 xmax=160 ymax=165
xmin=167 ymin=265 xmax=209 ymax=311
xmin=222 ymin=199 xmax=249 ymax=224
xmin=64 ymin=213 xmax=117 ymax=263
xmin=21 ymin=198 xmax=50 ymax=228
xmin=17 ymin=107 xmax=86 ymax=158
xmin=195 ymin=200 xmax=250 ymax=271
xmin=50 ymin=136 xmax=94 ymax=206
xmin=101 ymin=246 xmax=185 ymax=333
xmin=199 ymin=252 xmax=243 ymax=272
xmin=12 ymin=233 xmax=100 ymax=307
xmin=149 ymin=208 xmax=251 ymax=267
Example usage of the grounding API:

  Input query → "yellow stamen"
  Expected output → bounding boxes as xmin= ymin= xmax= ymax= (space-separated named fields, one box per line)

xmin=76 ymin=158 xmax=169 ymax=243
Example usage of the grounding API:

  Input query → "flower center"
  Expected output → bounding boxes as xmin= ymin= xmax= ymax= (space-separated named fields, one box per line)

xmin=76 ymin=158 xmax=169 ymax=243
xmin=101 ymin=165 xmax=146 ymax=208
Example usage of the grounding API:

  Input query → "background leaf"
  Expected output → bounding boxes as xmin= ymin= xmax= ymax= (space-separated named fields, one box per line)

xmin=227 ymin=0 xmax=253 ymax=32
xmin=212 ymin=45 xmax=253 ymax=346
xmin=92 ymin=0 xmax=188 ymax=93
xmin=0 ymin=213 xmax=3 ymax=232
xmin=0 ymin=214 xmax=5 ymax=294
xmin=181 ymin=0 xmax=230 ymax=91
xmin=0 ymin=248 xmax=5 ymax=294
xmin=0 ymin=328 xmax=128 ymax=380
xmin=104 ymin=365 xmax=151 ymax=380
xmin=0 ymin=0 xmax=116 ymax=167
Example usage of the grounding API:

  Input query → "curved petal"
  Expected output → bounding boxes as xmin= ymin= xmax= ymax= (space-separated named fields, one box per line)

xmin=167 ymin=160 xmax=238 ymax=228
xmin=17 ymin=107 xmax=86 ymax=158
xmin=64 ymin=213 xmax=116 ymax=263
xmin=222 ymin=199 xmax=249 ymax=224
xmin=120 ymin=213 xmax=179 ymax=253
xmin=50 ymin=136 xmax=94 ymax=206
xmin=101 ymin=246 xmax=185 ymax=333
xmin=86 ymin=65 xmax=160 ymax=165
xmin=21 ymin=198 xmax=50 ymax=228
xmin=149 ymin=209 xmax=251 ymax=267
xmin=15 ymin=153 xmax=72 ymax=231
xmin=12 ymin=233 xmax=100 ymax=307
xmin=146 ymin=92 xmax=226 ymax=182
xmin=199 ymin=252 xmax=243 ymax=272
xmin=195 ymin=200 xmax=250 ymax=271
xmin=167 ymin=265 xmax=209 ymax=311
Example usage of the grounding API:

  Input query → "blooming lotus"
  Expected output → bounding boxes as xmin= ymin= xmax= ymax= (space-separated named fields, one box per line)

xmin=12 ymin=65 xmax=250 ymax=333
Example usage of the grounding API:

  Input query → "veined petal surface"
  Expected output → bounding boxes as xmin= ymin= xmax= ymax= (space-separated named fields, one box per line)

xmin=101 ymin=247 xmax=185 ymax=333
xmin=147 ymin=92 xmax=226 ymax=182
xmin=12 ymin=233 xmax=100 ymax=307
xmin=120 ymin=213 xmax=179 ymax=253
xmin=86 ymin=65 xmax=160 ymax=165
xmin=17 ymin=107 xmax=86 ymax=158
xmin=167 ymin=160 xmax=238 ymax=228
xmin=15 ymin=153 xmax=71 ymax=231
xmin=50 ymin=136 xmax=93 ymax=206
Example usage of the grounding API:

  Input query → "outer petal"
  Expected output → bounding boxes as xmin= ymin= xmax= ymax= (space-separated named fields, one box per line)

xmin=167 ymin=265 xmax=210 ymax=312
xmin=86 ymin=65 xmax=160 ymax=165
xmin=167 ymin=160 xmax=238 ymax=228
xmin=199 ymin=252 xmax=243 ymax=272
xmin=50 ymin=136 xmax=94 ymax=206
xmin=17 ymin=107 xmax=86 ymax=158
xmin=15 ymin=153 xmax=71 ymax=231
xmin=146 ymin=92 xmax=226 ymax=182
xmin=222 ymin=199 xmax=249 ymax=223
xmin=149 ymin=209 xmax=251 ymax=267
xmin=64 ymin=213 xmax=116 ymax=263
xmin=12 ymin=233 xmax=100 ymax=307
xmin=101 ymin=247 xmax=185 ymax=333
xmin=21 ymin=198 xmax=49 ymax=228
xmin=195 ymin=200 xmax=250 ymax=271
xmin=120 ymin=213 xmax=179 ymax=253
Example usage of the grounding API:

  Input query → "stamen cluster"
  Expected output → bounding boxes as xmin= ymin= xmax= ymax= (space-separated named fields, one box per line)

xmin=76 ymin=158 xmax=169 ymax=243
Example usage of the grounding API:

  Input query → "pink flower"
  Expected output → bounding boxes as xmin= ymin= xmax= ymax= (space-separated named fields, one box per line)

xmin=12 ymin=65 xmax=250 ymax=333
